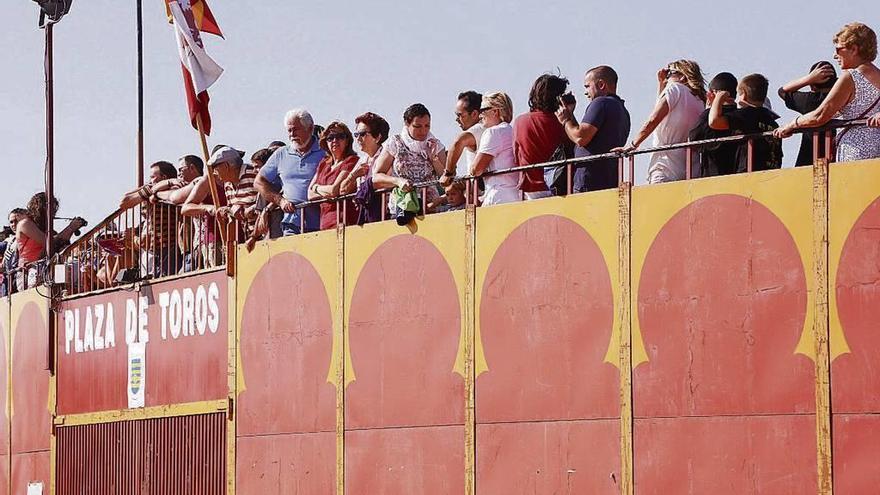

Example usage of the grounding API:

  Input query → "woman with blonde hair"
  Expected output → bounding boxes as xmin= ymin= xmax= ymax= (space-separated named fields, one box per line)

xmin=470 ymin=91 xmax=521 ymax=206
xmin=613 ymin=59 xmax=707 ymax=183
xmin=776 ymin=22 xmax=880 ymax=162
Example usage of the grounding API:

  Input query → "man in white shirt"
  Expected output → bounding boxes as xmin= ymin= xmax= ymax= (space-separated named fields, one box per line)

xmin=441 ymin=91 xmax=484 ymax=186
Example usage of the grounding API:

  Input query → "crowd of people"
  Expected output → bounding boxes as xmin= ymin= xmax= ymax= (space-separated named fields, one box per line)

xmin=3 ymin=22 xmax=880 ymax=295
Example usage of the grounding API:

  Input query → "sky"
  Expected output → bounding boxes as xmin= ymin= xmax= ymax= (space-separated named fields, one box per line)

xmin=1 ymin=0 xmax=877 ymax=229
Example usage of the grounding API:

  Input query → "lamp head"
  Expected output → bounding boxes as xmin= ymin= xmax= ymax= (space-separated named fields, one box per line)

xmin=33 ymin=0 xmax=73 ymax=26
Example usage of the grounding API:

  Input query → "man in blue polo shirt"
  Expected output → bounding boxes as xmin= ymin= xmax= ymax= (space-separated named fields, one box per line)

xmin=556 ymin=65 xmax=631 ymax=192
xmin=255 ymin=108 xmax=325 ymax=235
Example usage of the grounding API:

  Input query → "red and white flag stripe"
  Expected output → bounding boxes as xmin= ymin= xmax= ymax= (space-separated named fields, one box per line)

xmin=168 ymin=0 xmax=223 ymax=134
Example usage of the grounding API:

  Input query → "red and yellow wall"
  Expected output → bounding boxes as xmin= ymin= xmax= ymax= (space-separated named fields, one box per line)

xmin=233 ymin=158 xmax=880 ymax=494
xmin=0 ymin=289 xmax=52 ymax=495
xmin=1 ymin=158 xmax=877 ymax=494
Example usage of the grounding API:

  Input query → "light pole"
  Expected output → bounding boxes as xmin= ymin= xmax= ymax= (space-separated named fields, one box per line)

xmin=33 ymin=0 xmax=73 ymax=372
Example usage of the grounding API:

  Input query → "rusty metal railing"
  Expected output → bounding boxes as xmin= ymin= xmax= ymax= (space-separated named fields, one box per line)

xmin=45 ymin=119 xmax=872 ymax=297
xmin=279 ymin=118 xmax=868 ymax=224
xmin=58 ymin=199 xmax=231 ymax=297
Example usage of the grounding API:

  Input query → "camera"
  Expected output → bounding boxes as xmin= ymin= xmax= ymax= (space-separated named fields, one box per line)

xmin=57 ymin=216 xmax=88 ymax=236
xmin=72 ymin=216 xmax=88 ymax=236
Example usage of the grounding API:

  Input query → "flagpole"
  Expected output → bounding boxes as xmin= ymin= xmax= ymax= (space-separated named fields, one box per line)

xmin=136 ymin=0 xmax=144 ymax=188
xmin=195 ymin=114 xmax=227 ymax=246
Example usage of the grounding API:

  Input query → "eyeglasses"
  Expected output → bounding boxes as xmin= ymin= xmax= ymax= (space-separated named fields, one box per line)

xmin=326 ymin=134 xmax=347 ymax=142
xmin=352 ymin=131 xmax=371 ymax=138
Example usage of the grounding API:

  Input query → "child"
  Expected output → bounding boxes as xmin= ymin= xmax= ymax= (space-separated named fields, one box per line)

xmin=708 ymin=73 xmax=783 ymax=172
xmin=430 ymin=181 xmax=467 ymax=213
xmin=778 ymin=61 xmax=838 ymax=166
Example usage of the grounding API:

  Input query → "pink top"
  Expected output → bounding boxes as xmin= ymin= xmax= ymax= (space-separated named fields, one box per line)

xmin=18 ymin=233 xmax=44 ymax=266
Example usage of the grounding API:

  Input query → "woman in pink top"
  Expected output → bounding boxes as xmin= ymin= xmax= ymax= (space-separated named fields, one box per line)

xmin=16 ymin=193 xmax=84 ymax=288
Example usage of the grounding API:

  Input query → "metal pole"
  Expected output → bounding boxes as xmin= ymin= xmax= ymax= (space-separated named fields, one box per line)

xmin=136 ymin=0 xmax=145 ymax=187
xmin=45 ymin=23 xmax=55 ymax=261
xmin=44 ymin=22 xmax=56 ymax=374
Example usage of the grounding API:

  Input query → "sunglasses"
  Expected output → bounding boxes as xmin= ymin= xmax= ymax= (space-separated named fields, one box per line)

xmin=352 ymin=131 xmax=371 ymax=138
xmin=325 ymin=134 xmax=347 ymax=142
xmin=479 ymin=107 xmax=496 ymax=113
xmin=666 ymin=69 xmax=683 ymax=79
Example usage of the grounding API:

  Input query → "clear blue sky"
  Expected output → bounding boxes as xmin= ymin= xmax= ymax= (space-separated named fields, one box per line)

xmin=1 ymin=1 xmax=876 ymax=227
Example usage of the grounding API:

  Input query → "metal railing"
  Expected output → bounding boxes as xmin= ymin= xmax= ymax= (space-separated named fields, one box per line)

xmin=46 ymin=118 xmax=871 ymax=298
xmin=286 ymin=118 xmax=868 ymax=221
xmin=58 ymin=199 xmax=235 ymax=297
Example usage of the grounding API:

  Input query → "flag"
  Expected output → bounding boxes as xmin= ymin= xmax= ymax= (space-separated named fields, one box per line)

xmin=165 ymin=0 xmax=223 ymax=38
xmin=168 ymin=0 xmax=223 ymax=135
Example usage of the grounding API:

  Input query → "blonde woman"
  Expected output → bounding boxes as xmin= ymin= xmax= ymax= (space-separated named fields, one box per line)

xmin=470 ymin=92 xmax=521 ymax=206
xmin=776 ymin=22 xmax=880 ymax=162
xmin=614 ymin=59 xmax=707 ymax=183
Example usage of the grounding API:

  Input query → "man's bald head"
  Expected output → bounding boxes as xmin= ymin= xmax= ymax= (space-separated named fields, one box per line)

xmin=586 ymin=65 xmax=619 ymax=88
xmin=583 ymin=65 xmax=620 ymax=100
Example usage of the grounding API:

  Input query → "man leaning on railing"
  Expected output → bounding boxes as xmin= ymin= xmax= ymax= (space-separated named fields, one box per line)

xmin=182 ymin=146 xmax=259 ymax=242
xmin=117 ymin=161 xmax=181 ymax=279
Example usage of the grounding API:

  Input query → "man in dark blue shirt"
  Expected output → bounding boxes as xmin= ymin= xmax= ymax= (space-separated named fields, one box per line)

xmin=556 ymin=65 xmax=631 ymax=192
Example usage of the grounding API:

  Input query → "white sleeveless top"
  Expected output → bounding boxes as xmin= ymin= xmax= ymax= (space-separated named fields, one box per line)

xmin=835 ymin=69 xmax=880 ymax=162
xmin=648 ymin=82 xmax=704 ymax=181
xmin=458 ymin=123 xmax=485 ymax=177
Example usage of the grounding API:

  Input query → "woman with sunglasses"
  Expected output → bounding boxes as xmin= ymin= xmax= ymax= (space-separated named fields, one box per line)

xmin=307 ymin=121 xmax=360 ymax=230
xmin=613 ymin=59 xmax=706 ymax=183
xmin=776 ymin=22 xmax=880 ymax=162
xmin=341 ymin=112 xmax=391 ymax=192
xmin=470 ymin=92 xmax=521 ymax=206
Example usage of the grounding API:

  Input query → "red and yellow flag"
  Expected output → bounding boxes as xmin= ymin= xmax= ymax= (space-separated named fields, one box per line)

xmin=165 ymin=0 xmax=223 ymax=38
xmin=167 ymin=0 xmax=224 ymax=135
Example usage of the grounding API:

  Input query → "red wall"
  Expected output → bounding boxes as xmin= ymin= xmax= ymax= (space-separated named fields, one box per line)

xmin=56 ymin=271 xmax=229 ymax=415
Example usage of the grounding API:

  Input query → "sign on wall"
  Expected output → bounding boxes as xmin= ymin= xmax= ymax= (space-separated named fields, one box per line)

xmin=56 ymin=271 xmax=229 ymax=415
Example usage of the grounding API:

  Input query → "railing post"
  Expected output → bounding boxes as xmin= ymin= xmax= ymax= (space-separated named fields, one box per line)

xmin=685 ymin=144 xmax=692 ymax=180
xmin=566 ymin=161 xmax=573 ymax=195
xmin=628 ymin=156 xmax=635 ymax=186
xmin=381 ymin=192 xmax=387 ymax=221
xmin=747 ymin=137 xmax=755 ymax=173
xmin=813 ymin=131 xmax=820 ymax=164
xmin=825 ymin=133 xmax=835 ymax=164
xmin=421 ymin=186 xmax=427 ymax=216
xmin=341 ymin=199 xmax=347 ymax=227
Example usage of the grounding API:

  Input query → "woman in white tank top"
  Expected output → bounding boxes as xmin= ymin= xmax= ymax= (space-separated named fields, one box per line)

xmin=612 ymin=60 xmax=707 ymax=183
